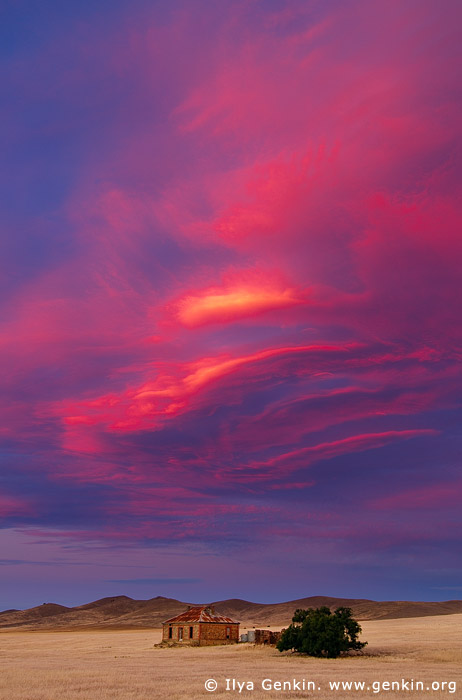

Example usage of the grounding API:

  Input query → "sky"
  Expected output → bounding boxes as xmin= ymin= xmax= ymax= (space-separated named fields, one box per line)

xmin=1 ymin=0 xmax=461 ymax=610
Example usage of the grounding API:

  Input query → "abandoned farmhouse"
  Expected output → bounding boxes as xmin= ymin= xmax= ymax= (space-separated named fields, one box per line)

xmin=162 ymin=605 xmax=240 ymax=646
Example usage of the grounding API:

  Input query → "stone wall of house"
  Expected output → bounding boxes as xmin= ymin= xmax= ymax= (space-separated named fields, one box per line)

xmin=198 ymin=623 xmax=240 ymax=645
xmin=162 ymin=622 xmax=201 ymax=644
xmin=161 ymin=622 xmax=239 ymax=645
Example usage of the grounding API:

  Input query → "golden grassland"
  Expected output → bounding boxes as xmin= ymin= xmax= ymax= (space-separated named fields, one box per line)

xmin=1 ymin=614 xmax=461 ymax=699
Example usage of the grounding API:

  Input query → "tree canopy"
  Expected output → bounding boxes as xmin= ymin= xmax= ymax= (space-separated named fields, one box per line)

xmin=277 ymin=606 xmax=367 ymax=658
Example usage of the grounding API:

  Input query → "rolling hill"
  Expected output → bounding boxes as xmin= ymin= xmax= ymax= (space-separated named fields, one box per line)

xmin=1 ymin=595 xmax=462 ymax=630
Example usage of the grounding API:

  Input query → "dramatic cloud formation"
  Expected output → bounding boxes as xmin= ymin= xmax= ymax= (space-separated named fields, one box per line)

xmin=0 ymin=0 xmax=461 ymax=607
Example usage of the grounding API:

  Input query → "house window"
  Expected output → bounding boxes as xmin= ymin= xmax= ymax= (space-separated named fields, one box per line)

xmin=178 ymin=627 xmax=183 ymax=641
xmin=168 ymin=625 xmax=172 ymax=639
xmin=226 ymin=626 xmax=230 ymax=639
xmin=189 ymin=626 xmax=194 ymax=639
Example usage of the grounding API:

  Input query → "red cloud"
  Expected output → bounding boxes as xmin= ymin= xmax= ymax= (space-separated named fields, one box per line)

xmin=57 ymin=342 xmax=363 ymax=435
xmin=2 ymin=0 xmax=460 ymax=566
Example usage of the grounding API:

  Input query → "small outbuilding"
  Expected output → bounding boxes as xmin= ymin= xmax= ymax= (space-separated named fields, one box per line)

xmin=162 ymin=605 xmax=239 ymax=646
xmin=240 ymin=629 xmax=283 ymax=645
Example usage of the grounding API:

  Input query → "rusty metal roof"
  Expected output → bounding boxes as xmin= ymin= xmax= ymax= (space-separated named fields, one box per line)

xmin=163 ymin=605 xmax=239 ymax=624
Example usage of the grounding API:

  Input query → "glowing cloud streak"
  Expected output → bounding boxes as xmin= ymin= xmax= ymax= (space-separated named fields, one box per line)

xmin=176 ymin=285 xmax=305 ymax=326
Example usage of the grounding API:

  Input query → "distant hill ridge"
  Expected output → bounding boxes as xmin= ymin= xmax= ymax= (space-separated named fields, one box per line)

xmin=1 ymin=595 xmax=461 ymax=630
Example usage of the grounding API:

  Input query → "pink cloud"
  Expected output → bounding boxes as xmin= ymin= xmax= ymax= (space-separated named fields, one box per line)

xmin=55 ymin=342 xmax=360 ymax=435
xmin=370 ymin=482 xmax=462 ymax=511
xmin=1 ymin=0 xmax=460 ymax=571
xmin=223 ymin=429 xmax=438 ymax=485
xmin=0 ymin=494 xmax=34 ymax=519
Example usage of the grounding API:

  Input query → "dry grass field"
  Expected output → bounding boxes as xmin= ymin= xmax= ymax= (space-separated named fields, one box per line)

xmin=1 ymin=614 xmax=461 ymax=699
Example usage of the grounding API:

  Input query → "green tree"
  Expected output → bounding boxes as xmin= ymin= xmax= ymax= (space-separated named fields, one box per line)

xmin=277 ymin=606 xmax=367 ymax=658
